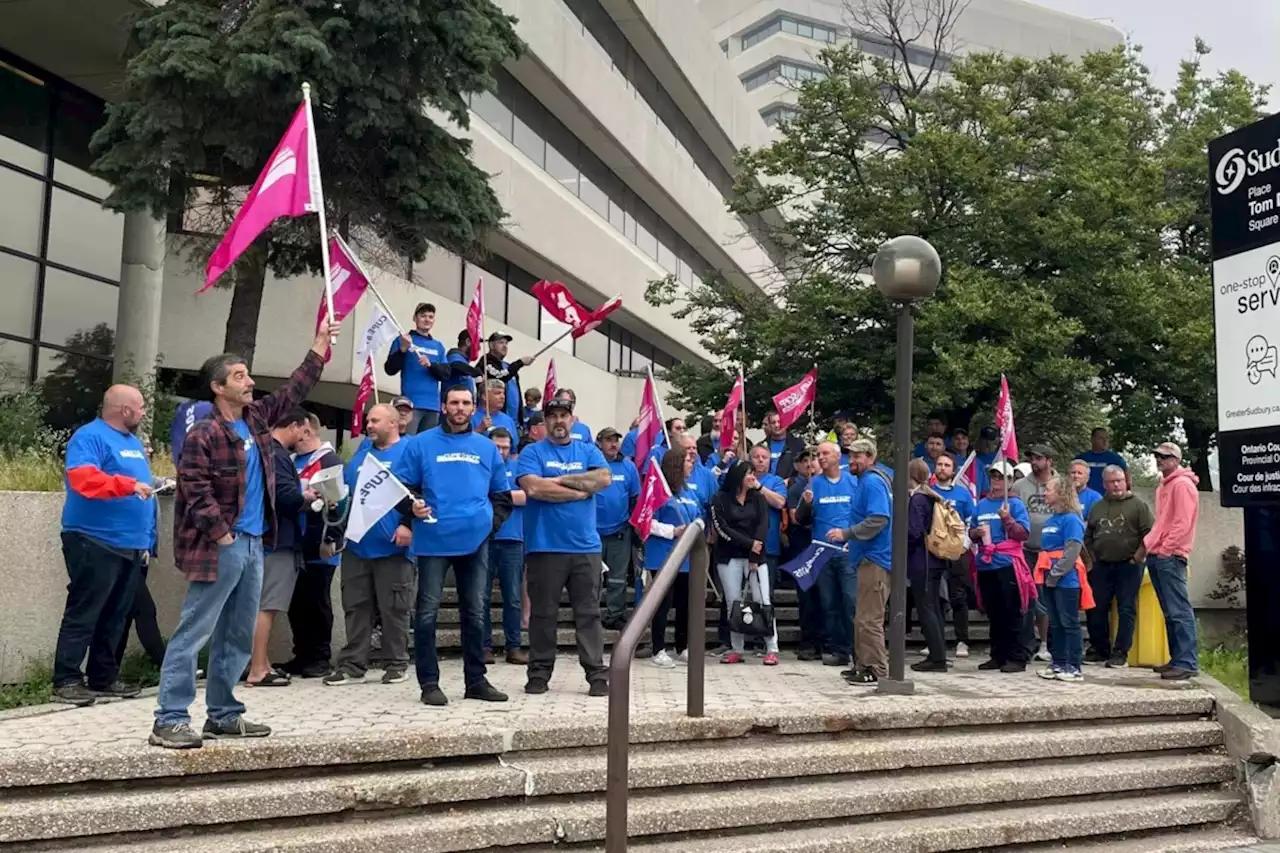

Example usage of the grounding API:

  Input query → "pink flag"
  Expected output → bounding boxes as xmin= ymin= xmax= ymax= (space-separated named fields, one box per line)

xmin=572 ymin=296 xmax=622 ymax=339
xmin=544 ymin=358 xmax=557 ymax=407
xmin=313 ymin=236 xmax=370 ymax=362
xmin=773 ymin=368 xmax=818 ymax=431
xmin=532 ymin=280 xmax=587 ymax=327
xmin=629 ymin=457 xmax=673 ymax=541
xmin=719 ymin=372 xmax=744 ymax=453
xmin=352 ymin=356 xmax=375 ymax=437
xmin=954 ymin=451 xmax=979 ymax=502
xmin=634 ymin=372 xmax=664 ymax=466
xmin=203 ymin=103 xmax=318 ymax=290
xmin=995 ymin=374 xmax=1019 ymax=463
xmin=465 ymin=279 xmax=484 ymax=361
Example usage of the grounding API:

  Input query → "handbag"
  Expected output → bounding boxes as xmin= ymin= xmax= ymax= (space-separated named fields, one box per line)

xmin=728 ymin=565 xmax=775 ymax=637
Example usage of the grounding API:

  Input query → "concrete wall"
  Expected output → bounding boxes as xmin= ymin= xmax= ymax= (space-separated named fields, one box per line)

xmin=1 ymin=484 xmax=1248 ymax=684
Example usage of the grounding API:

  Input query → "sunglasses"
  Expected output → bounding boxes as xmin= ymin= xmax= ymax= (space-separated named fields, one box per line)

xmin=1153 ymin=452 xmax=1175 ymax=461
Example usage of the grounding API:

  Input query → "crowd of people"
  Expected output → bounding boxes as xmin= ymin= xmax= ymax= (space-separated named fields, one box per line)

xmin=45 ymin=307 xmax=1204 ymax=750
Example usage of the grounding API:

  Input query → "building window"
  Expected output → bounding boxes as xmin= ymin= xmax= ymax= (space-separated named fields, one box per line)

xmin=743 ymin=61 xmax=826 ymax=91
xmin=740 ymin=15 xmax=841 ymax=51
xmin=761 ymin=104 xmax=800 ymax=127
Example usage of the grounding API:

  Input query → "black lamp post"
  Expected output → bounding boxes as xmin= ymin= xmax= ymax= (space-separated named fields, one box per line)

xmin=871 ymin=235 xmax=941 ymax=695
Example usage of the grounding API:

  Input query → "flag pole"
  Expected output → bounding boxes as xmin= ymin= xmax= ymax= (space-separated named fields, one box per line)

xmin=737 ymin=366 xmax=748 ymax=459
xmin=527 ymin=292 xmax=623 ymax=361
xmin=807 ymin=362 xmax=817 ymax=439
xmin=649 ymin=365 xmax=671 ymax=450
xmin=333 ymin=233 xmax=408 ymax=337
xmin=301 ymin=83 xmax=335 ymax=335
xmin=369 ymin=353 xmax=379 ymax=405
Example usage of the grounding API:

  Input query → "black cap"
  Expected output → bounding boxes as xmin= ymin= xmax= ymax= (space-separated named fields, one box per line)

xmin=456 ymin=330 xmax=471 ymax=347
xmin=487 ymin=331 xmax=513 ymax=343
xmin=391 ymin=395 xmax=413 ymax=410
xmin=1029 ymin=443 xmax=1055 ymax=458
xmin=951 ymin=427 xmax=968 ymax=437
xmin=597 ymin=426 xmax=622 ymax=441
xmin=526 ymin=411 xmax=545 ymax=427
xmin=979 ymin=426 xmax=999 ymax=440
xmin=544 ymin=398 xmax=574 ymax=414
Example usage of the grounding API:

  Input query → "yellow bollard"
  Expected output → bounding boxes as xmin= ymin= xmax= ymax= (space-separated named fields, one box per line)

xmin=1110 ymin=568 xmax=1171 ymax=668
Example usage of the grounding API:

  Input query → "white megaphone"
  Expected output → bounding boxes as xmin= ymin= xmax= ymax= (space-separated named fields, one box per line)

xmin=308 ymin=465 xmax=348 ymax=513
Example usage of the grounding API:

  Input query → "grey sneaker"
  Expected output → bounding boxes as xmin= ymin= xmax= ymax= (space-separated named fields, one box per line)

xmin=149 ymin=722 xmax=202 ymax=749
xmin=52 ymin=683 xmax=97 ymax=707
xmin=1105 ymin=654 xmax=1129 ymax=669
xmin=381 ymin=666 xmax=408 ymax=685
xmin=322 ymin=668 xmax=365 ymax=686
xmin=202 ymin=716 xmax=271 ymax=739
xmin=89 ymin=681 xmax=142 ymax=699
xmin=421 ymin=685 xmax=448 ymax=706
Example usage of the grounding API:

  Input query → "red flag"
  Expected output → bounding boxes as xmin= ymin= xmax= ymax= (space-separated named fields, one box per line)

xmin=544 ymin=358 xmax=558 ymax=406
xmin=532 ymin=280 xmax=588 ymax=327
xmin=465 ymin=279 xmax=484 ymax=361
xmin=572 ymin=297 xmax=622 ymax=339
xmin=772 ymin=368 xmax=818 ymax=431
xmin=313 ymin=235 xmax=370 ymax=362
xmin=203 ymin=102 xmax=318 ymax=290
xmin=629 ymin=457 xmax=673 ymax=540
xmin=995 ymin=374 xmax=1019 ymax=463
xmin=634 ymin=372 xmax=664 ymax=466
xmin=719 ymin=372 xmax=744 ymax=453
xmin=352 ymin=356 xmax=375 ymax=437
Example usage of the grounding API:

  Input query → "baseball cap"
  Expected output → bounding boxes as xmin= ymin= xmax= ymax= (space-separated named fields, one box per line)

xmin=1155 ymin=441 xmax=1183 ymax=461
xmin=544 ymin=398 xmax=574 ymax=414
xmin=487 ymin=331 xmax=513 ymax=343
xmin=795 ymin=446 xmax=816 ymax=462
xmin=413 ymin=302 xmax=435 ymax=316
xmin=526 ymin=411 xmax=545 ymax=427
xmin=987 ymin=459 xmax=1014 ymax=477
xmin=1014 ymin=462 xmax=1032 ymax=479
xmin=597 ymin=426 xmax=622 ymax=441
xmin=979 ymin=426 xmax=999 ymax=441
xmin=391 ymin=395 xmax=413 ymax=410
xmin=850 ymin=438 xmax=877 ymax=455
xmin=1028 ymin=444 xmax=1055 ymax=458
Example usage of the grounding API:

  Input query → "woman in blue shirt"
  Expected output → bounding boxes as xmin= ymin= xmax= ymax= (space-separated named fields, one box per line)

xmin=645 ymin=448 xmax=700 ymax=668
xmin=1036 ymin=474 xmax=1092 ymax=683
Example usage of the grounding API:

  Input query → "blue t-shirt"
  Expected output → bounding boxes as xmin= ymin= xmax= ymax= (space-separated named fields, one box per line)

xmin=389 ymin=333 xmax=447 ymax=411
xmin=758 ymin=472 xmax=786 ymax=556
xmin=644 ymin=489 xmax=699 ymax=572
xmin=516 ymin=438 xmax=609 ymax=553
xmin=971 ymin=496 xmax=1031 ymax=570
xmin=974 ymin=451 xmax=999 ymax=496
xmin=1040 ymin=511 xmax=1085 ymax=589
xmin=1074 ymin=450 xmax=1127 ymax=494
xmin=495 ymin=456 xmax=524 ymax=542
xmin=232 ymin=420 xmax=266 ymax=537
xmin=596 ymin=456 xmax=641 ymax=535
xmin=1077 ymin=486 xmax=1103 ymax=519
xmin=768 ymin=439 xmax=786 ymax=473
xmin=62 ymin=418 xmax=155 ymax=550
xmin=391 ymin=427 xmax=508 ymax=557
xmin=809 ymin=471 xmax=858 ymax=544
xmin=170 ymin=400 xmax=213 ymax=467
xmin=851 ymin=469 xmax=893 ymax=571
xmin=933 ymin=482 xmax=976 ymax=527
xmin=440 ymin=350 xmax=476 ymax=404
xmin=471 ymin=409 xmax=518 ymax=437
xmin=685 ymin=462 xmax=718 ymax=521
xmin=343 ymin=440 xmax=408 ymax=559
xmin=570 ymin=420 xmax=593 ymax=443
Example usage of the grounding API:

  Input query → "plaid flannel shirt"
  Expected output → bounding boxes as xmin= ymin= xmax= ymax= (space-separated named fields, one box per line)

xmin=173 ymin=351 xmax=324 ymax=582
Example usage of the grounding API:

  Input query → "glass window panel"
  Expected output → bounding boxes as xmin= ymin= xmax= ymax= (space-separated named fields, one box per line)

xmin=545 ymin=139 xmax=578 ymax=196
xmin=39 ymin=268 xmax=117 ymax=352
xmin=633 ymin=204 xmax=657 ymax=259
xmin=0 ymin=338 xmax=32 ymax=394
xmin=797 ymin=23 xmax=813 ymax=39
xmin=575 ymin=327 xmax=608 ymax=371
xmin=619 ymin=331 xmax=632 ymax=373
xmin=0 ymin=167 xmax=45 ymax=255
xmin=0 ymin=251 xmax=38 ymax=339
xmin=609 ymin=330 xmax=621 ymax=372
xmin=47 ymin=187 xmax=124 ymax=281
xmin=35 ymin=343 xmax=114 ymax=432
xmin=512 ymin=112 xmax=545 ymax=168
xmin=505 ymin=281 xmax=539 ymax=338
xmin=0 ymin=60 xmax=49 ymax=173
xmin=471 ymin=88 xmax=512 ymax=140
xmin=631 ymin=347 xmax=651 ymax=373
xmin=656 ymin=227 xmax=677 ymax=273
xmin=52 ymin=88 xmax=107 ymax=195
xmin=577 ymin=150 xmax=612 ymax=220
xmin=781 ymin=19 xmax=797 ymax=34
xmin=463 ymin=261 xmax=505 ymax=325
xmin=540 ymin=308 xmax=574 ymax=354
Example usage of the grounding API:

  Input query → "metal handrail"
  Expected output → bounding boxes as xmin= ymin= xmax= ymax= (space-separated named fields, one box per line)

xmin=605 ymin=518 xmax=708 ymax=852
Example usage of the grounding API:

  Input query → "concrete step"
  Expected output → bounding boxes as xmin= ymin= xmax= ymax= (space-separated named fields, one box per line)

xmin=55 ymin=761 xmax=1238 ymax=852
xmin=0 ymin=721 xmax=1226 ymax=843
xmin=425 ymin=625 xmax=991 ymax=649
xmin=434 ymin=607 xmax=802 ymax=625
xmin=1010 ymin=827 xmax=1258 ymax=852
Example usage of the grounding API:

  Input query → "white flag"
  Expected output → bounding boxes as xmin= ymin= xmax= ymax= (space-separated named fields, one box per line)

xmin=345 ymin=453 xmax=410 ymax=544
xmin=355 ymin=303 xmax=399 ymax=366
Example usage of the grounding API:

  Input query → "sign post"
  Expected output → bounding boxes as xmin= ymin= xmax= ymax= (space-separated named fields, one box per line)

xmin=1209 ymin=113 xmax=1280 ymax=703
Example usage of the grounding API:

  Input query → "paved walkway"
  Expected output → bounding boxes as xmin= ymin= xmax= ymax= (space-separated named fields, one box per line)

xmin=0 ymin=653 xmax=1210 ymax=755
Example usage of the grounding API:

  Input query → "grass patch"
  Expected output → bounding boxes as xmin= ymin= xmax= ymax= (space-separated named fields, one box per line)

xmin=1200 ymin=642 xmax=1248 ymax=699
xmin=118 ymin=649 xmax=163 ymax=689
xmin=0 ymin=661 xmax=53 ymax=711
xmin=0 ymin=450 xmax=65 ymax=492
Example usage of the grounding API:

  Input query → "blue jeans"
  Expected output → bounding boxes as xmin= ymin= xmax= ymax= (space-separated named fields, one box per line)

xmin=156 ymin=535 xmax=263 ymax=726
xmin=485 ymin=539 xmax=524 ymax=652
xmin=1043 ymin=585 xmax=1082 ymax=671
xmin=416 ymin=543 xmax=489 ymax=689
xmin=1147 ymin=554 xmax=1198 ymax=671
xmin=816 ymin=553 xmax=857 ymax=658
xmin=1086 ymin=560 xmax=1143 ymax=657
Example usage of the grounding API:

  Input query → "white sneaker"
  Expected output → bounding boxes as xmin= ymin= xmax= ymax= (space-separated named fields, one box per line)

xmin=955 ymin=642 xmax=970 ymax=659
xmin=1034 ymin=643 xmax=1051 ymax=662
xmin=651 ymin=650 xmax=675 ymax=669
xmin=1037 ymin=665 xmax=1061 ymax=680
xmin=676 ymin=650 xmax=689 ymax=666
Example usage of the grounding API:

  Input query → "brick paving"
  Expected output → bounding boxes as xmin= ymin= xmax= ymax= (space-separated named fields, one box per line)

xmin=0 ymin=653 xmax=1209 ymax=754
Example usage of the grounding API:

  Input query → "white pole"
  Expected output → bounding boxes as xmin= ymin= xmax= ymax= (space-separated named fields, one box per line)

xmin=301 ymin=83 xmax=335 ymax=334
xmin=370 ymin=353 xmax=380 ymax=405
xmin=332 ymin=233 xmax=408 ymax=337
xmin=649 ymin=365 xmax=671 ymax=450
xmin=528 ymin=292 xmax=622 ymax=361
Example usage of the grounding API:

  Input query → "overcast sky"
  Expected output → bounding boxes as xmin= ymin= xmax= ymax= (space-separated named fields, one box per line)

xmin=1027 ymin=0 xmax=1278 ymax=103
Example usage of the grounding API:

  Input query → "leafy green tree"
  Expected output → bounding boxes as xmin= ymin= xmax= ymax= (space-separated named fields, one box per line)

xmin=38 ymin=325 xmax=116 ymax=434
xmin=91 ymin=0 xmax=523 ymax=367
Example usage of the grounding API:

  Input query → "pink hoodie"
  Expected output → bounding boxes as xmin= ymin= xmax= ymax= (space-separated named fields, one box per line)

xmin=1143 ymin=467 xmax=1200 ymax=558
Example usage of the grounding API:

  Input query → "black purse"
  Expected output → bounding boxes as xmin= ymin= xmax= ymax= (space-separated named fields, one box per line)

xmin=729 ymin=566 xmax=775 ymax=637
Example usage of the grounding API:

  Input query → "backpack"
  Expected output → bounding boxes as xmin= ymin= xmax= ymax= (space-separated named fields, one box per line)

xmin=925 ymin=495 xmax=968 ymax=560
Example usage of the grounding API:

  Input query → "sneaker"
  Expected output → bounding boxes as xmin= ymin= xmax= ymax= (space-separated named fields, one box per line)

xmin=420 ymin=685 xmax=449 ymax=706
xmin=796 ymin=649 xmax=821 ymax=662
xmin=911 ymin=659 xmax=947 ymax=673
xmin=322 ymin=668 xmax=365 ymax=686
xmin=1105 ymin=654 xmax=1129 ymax=669
xmin=708 ymin=645 xmax=731 ymax=657
xmin=676 ymin=649 xmax=689 ymax=666
xmin=822 ymin=653 xmax=851 ymax=667
xmin=381 ymin=667 xmax=409 ymax=685
xmin=1034 ymin=643 xmax=1051 ymax=662
xmin=1038 ymin=665 xmax=1062 ymax=680
xmin=464 ymin=680 xmax=509 ymax=702
xmin=524 ymin=678 xmax=549 ymax=695
xmin=89 ymin=681 xmax=141 ymax=699
xmin=299 ymin=662 xmax=329 ymax=679
xmin=846 ymin=669 xmax=878 ymax=685
xmin=202 ymin=716 xmax=271 ymax=739
xmin=1161 ymin=667 xmax=1195 ymax=681
xmin=1056 ymin=669 xmax=1085 ymax=683
xmin=149 ymin=722 xmax=201 ymax=749
xmin=763 ymin=652 xmax=779 ymax=666
xmin=954 ymin=642 xmax=970 ymax=659
xmin=977 ymin=659 xmax=1004 ymax=671
xmin=651 ymin=649 xmax=676 ymax=669
xmin=505 ymin=649 xmax=529 ymax=665
xmin=52 ymin=683 xmax=97 ymax=707
xmin=634 ymin=645 xmax=653 ymax=660
xmin=1084 ymin=650 xmax=1108 ymax=664
xmin=588 ymin=680 xmax=609 ymax=697
xmin=1000 ymin=661 xmax=1027 ymax=673
xmin=721 ymin=652 xmax=745 ymax=664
